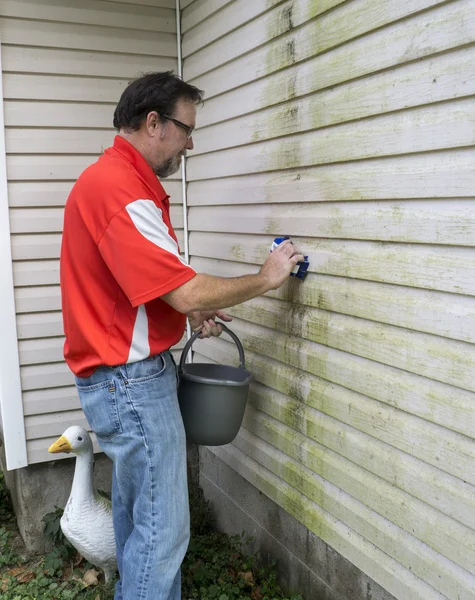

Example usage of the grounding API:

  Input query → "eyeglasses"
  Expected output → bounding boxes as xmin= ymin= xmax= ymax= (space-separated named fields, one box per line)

xmin=162 ymin=114 xmax=194 ymax=139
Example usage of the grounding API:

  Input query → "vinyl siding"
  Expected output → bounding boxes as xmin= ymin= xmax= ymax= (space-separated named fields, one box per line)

xmin=0 ymin=0 xmax=182 ymax=465
xmin=182 ymin=0 xmax=475 ymax=599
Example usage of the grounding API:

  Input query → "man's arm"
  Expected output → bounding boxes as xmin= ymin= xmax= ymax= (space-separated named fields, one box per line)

xmin=162 ymin=240 xmax=304 ymax=314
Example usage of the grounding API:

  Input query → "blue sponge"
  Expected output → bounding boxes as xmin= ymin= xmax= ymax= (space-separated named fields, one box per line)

xmin=270 ymin=236 xmax=309 ymax=280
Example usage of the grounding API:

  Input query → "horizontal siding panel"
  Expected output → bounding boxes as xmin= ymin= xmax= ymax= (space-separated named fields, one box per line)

xmin=182 ymin=0 xmax=234 ymax=35
xmin=13 ymin=260 xmax=59 ymax=287
xmin=0 ymin=18 xmax=177 ymax=56
xmin=8 ymin=180 xmax=182 ymax=206
xmin=189 ymin=199 xmax=475 ymax=246
xmin=185 ymin=0 xmax=448 ymax=81
xmin=197 ymin=334 xmax=475 ymax=504
xmin=4 ymin=102 xmax=113 ymax=128
xmin=23 ymin=386 xmax=79 ymax=416
xmin=194 ymin=326 xmax=475 ymax=455
xmin=24 ymin=409 xmax=89 ymax=440
xmin=0 ymin=0 xmax=175 ymax=32
xmin=11 ymin=234 xmax=62 ymax=260
xmin=239 ymin=382 xmax=475 ymax=532
xmin=182 ymin=0 xmax=341 ymax=57
xmin=194 ymin=92 xmax=475 ymax=158
xmin=10 ymin=208 xmax=64 ymax=234
xmin=232 ymin=428 xmax=475 ymax=600
xmin=7 ymin=154 xmax=102 ymax=181
xmin=17 ymin=312 xmax=63 ymax=340
xmin=3 ymin=75 xmax=130 ymax=103
xmin=189 ymin=100 xmax=475 ymax=179
xmin=232 ymin=297 xmax=475 ymax=393
xmin=187 ymin=0 xmax=396 ymax=80
xmin=237 ymin=373 xmax=475 ymax=528
xmin=192 ymin=257 xmax=475 ymax=345
xmin=7 ymin=182 xmax=73 ymax=207
xmin=210 ymin=444 xmax=446 ymax=600
xmin=190 ymin=232 xmax=475 ymax=296
xmin=187 ymin=149 xmax=475 ymax=203
xmin=196 ymin=44 xmax=475 ymax=129
xmin=1 ymin=45 xmax=176 ymax=78
xmin=225 ymin=311 xmax=475 ymax=466
xmin=19 ymin=337 xmax=65 ymax=366
xmin=189 ymin=0 xmax=473 ymax=99
xmin=15 ymin=286 xmax=61 ymax=314
xmin=244 ymin=398 xmax=475 ymax=572
xmin=249 ymin=366 xmax=475 ymax=540
xmin=26 ymin=433 xmax=100 ymax=465
xmin=21 ymin=362 xmax=74 ymax=391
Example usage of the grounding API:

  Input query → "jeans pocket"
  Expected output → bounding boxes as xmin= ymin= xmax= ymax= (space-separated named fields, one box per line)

xmin=127 ymin=352 xmax=167 ymax=384
xmin=76 ymin=379 xmax=122 ymax=441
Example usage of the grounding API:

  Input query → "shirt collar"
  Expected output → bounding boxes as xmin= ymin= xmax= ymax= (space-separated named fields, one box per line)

xmin=110 ymin=135 xmax=167 ymax=200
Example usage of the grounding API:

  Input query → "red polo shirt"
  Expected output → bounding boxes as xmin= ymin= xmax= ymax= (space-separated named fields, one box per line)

xmin=60 ymin=136 xmax=196 ymax=377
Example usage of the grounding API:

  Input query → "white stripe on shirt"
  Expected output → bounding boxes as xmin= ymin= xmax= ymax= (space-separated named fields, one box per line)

xmin=127 ymin=304 xmax=150 ymax=363
xmin=125 ymin=199 xmax=189 ymax=267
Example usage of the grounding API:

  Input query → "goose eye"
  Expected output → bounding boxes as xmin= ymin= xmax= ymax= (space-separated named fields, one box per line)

xmin=77 ymin=436 xmax=83 ymax=441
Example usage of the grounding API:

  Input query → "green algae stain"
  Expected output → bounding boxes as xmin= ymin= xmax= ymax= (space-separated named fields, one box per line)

xmin=264 ymin=3 xmax=297 ymax=77
xmin=230 ymin=244 xmax=245 ymax=261
xmin=329 ymin=206 xmax=344 ymax=237
xmin=264 ymin=218 xmax=280 ymax=235
xmin=253 ymin=101 xmax=302 ymax=146
xmin=391 ymin=203 xmax=404 ymax=225
xmin=267 ymin=138 xmax=302 ymax=171
xmin=266 ymin=2 xmax=295 ymax=40
xmin=260 ymin=71 xmax=298 ymax=114
xmin=251 ymin=129 xmax=261 ymax=143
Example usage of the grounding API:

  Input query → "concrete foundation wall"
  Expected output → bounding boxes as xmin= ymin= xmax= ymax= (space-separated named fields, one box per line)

xmin=200 ymin=448 xmax=395 ymax=600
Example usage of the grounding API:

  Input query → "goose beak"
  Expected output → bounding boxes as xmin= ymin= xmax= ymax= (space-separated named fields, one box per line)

xmin=48 ymin=435 xmax=72 ymax=454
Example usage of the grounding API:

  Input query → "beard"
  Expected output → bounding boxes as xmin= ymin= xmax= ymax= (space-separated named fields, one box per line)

xmin=154 ymin=153 xmax=184 ymax=178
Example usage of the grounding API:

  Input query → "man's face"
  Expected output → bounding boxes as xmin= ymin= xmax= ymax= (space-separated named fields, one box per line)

xmin=153 ymin=98 xmax=196 ymax=178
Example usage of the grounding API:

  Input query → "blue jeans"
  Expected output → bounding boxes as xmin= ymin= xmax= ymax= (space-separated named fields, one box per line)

xmin=75 ymin=351 xmax=189 ymax=600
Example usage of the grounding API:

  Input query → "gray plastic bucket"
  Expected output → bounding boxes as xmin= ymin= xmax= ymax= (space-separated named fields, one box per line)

xmin=178 ymin=324 xmax=251 ymax=446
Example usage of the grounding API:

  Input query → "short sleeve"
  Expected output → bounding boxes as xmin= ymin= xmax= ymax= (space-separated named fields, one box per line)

xmin=98 ymin=199 xmax=196 ymax=307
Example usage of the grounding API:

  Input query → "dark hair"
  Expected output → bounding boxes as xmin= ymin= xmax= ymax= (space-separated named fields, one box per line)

xmin=113 ymin=71 xmax=204 ymax=131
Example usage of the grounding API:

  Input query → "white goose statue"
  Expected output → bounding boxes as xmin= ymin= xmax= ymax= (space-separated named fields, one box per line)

xmin=48 ymin=425 xmax=117 ymax=582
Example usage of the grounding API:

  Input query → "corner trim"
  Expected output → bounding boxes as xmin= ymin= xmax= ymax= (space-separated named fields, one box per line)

xmin=0 ymin=39 xmax=28 ymax=469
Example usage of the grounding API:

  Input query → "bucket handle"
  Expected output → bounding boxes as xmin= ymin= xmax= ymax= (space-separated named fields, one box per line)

xmin=179 ymin=323 xmax=246 ymax=372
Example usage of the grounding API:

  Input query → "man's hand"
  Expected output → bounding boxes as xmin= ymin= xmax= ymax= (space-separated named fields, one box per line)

xmin=188 ymin=310 xmax=233 ymax=338
xmin=259 ymin=239 xmax=305 ymax=290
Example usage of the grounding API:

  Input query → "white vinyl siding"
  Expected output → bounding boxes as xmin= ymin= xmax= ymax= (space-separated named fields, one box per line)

xmin=183 ymin=1 xmax=475 ymax=599
xmin=0 ymin=0 xmax=181 ymax=465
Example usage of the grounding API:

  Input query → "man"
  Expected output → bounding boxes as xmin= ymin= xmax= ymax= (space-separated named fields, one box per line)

xmin=60 ymin=72 xmax=303 ymax=600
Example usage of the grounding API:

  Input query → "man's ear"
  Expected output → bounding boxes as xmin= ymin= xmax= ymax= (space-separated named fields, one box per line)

xmin=146 ymin=111 xmax=161 ymax=136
